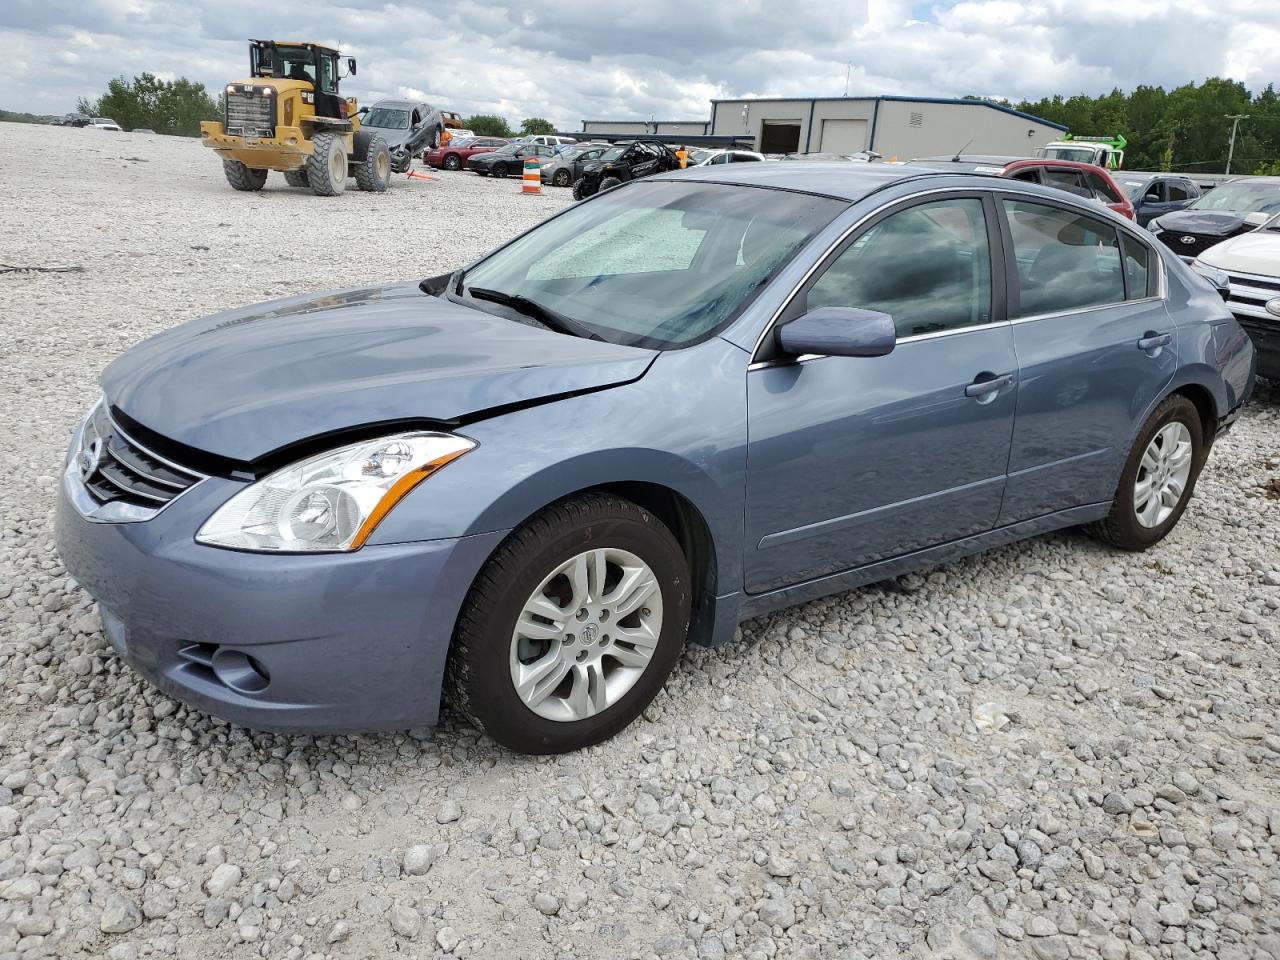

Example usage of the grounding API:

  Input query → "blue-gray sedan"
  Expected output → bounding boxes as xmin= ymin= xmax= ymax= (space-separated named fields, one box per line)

xmin=56 ymin=164 xmax=1256 ymax=753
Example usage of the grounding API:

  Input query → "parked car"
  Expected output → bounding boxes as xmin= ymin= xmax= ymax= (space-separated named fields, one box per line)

xmin=694 ymin=149 xmax=766 ymax=166
xmin=910 ymin=156 xmax=1135 ymax=219
xmin=449 ymin=129 xmax=475 ymax=142
xmin=1147 ymin=177 xmax=1280 ymax=261
xmin=1115 ymin=173 xmax=1201 ymax=226
xmin=359 ymin=100 xmax=448 ymax=173
xmin=467 ymin=142 xmax=556 ymax=177
xmin=1189 ymin=213 xmax=1280 ymax=380
xmin=512 ymin=134 xmax=577 ymax=149
xmin=56 ymin=112 xmax=91 ymax=127
xmin=55 ymin=164 xmax=1253 ymax=754
xmin=425 ymin=137 xmax=509 ymax=171
xmin=90 ymin=118 xmax=122 ymax=131
xmin=540 ymin=144 xmax=609 ymax=187
xmin=572 ymin=139 xmax=680 ymax=199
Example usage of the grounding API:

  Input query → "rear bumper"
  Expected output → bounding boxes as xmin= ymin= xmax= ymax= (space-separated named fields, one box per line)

xmin=199 ymin=122 xmax=321 ymax=171
xmin=55 ymin=473 xmax=506 ymax=733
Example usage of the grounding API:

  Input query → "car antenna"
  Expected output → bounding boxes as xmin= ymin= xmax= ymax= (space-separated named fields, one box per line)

xmin=951 ymin=139 xmax=973 ymax=163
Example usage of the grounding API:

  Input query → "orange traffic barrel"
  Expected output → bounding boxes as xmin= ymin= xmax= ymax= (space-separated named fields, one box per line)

xmin=521 ymin=158 xmax=541 ymax=195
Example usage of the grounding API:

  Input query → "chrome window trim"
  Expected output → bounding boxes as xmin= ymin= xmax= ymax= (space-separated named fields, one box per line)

xmin=747 ymin=320 xmax=1011 ymax=371
xmin=747 ymin=184 xmax=1171 ymax=366
xmin=63 ymin=400 xmax=208 ymax=524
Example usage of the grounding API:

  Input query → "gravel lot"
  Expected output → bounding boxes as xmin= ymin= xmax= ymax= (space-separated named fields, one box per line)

xmin=1 ymin=121 xmax=1279 ymax=960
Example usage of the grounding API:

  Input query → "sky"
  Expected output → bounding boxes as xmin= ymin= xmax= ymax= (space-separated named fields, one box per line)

xmin=3 ymin=0 xmax=1279 ymax=128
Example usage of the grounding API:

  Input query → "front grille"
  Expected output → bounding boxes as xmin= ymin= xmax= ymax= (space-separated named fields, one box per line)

xmin=1158 ymin=226 xmax=1252 ymax=259
xmin=225 ymin=88 xmax=274 ymax=138
xmin=1229 ymin=274 xmax=1280 ymax=295
xmin=78 ymin=405 xmax=203 ymax=510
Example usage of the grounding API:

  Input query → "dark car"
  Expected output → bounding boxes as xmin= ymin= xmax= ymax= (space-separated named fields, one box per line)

xmin=572 ymin=139 xmax=680 ymax=199
xmin=359 ymin=99 xmax=451 ymax=173
xmin=910 ymin=156 xmax=1135 ymax=219
xmin=1116 ymin=173 xmax=1201 ymax=226
xmin=424 ymin=137 xmax=509 ymax=171
xmin=1147 ymin=177 xmax=1280 ymax=261
xmin=467 ymin=142 xmax=556 ymax=178
xmin=540 ymin=144 xmax=609 ymax=187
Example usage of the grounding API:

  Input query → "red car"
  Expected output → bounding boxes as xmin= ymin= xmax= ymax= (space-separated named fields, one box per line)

xmin=424 ymin=137 xmax=510 ymax=171
xmin=910 ymin=155 xmax=1136 ymax=220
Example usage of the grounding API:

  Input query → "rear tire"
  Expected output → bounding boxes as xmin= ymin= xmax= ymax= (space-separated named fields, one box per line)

xmin=283 ymin=169 xmax=309 ymax=188
xmin=1087 ymin=394 xmax=1204 ymax=550
xmin=443 ymin=153 xmax=462 ymax=171
xmin=446 ymin=494 xmax=691 ymax=755
xmin=355 ymin=136 xmax=391 ymax=192
xmin=599 ymin=175 xmax=623 ymax=192
xmin=572 ymin=178 xmax=592 ymax=200
xmin=306 ymin=133 xmax=347 ymax=196
xmin=223 ymin=160 xmax=267 ymax=192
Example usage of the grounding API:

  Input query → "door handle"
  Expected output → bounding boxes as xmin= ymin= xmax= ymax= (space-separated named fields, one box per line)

xmin=1137 ymin=332 xmax=1172 ymax=351
xmin=964 ymin=373 xmax=1014 ymax=398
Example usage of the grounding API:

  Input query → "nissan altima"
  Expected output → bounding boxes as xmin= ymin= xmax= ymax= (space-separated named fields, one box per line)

xmin=56 ymin=163 xmax=1255 ymax=754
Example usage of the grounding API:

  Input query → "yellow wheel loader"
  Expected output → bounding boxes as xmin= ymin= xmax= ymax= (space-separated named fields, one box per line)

xmin=200 ymin=40 xmax=391 ymax=196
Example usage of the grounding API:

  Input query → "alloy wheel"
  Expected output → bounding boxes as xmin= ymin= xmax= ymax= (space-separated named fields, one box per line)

xmin=508 ymin=547 xmax=663 ymax=722
xmin=1133 ymin=421 xmax=1193 ymax=528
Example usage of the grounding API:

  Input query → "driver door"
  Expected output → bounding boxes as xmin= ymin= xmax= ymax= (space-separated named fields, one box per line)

xmin=744 ymin=193 xmax=1018 ymax=594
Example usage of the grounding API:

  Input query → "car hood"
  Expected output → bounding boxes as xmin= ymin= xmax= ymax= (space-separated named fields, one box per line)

xmin=101 ymin=283 xmax=656 ymax=463
xmin=371 ymin=128 xmax=414 ymax=150
xmin=1198 ymin=230 xmax=1280 ymax=276
xmin=1152 ymin=209 xmax=1266 ymax=236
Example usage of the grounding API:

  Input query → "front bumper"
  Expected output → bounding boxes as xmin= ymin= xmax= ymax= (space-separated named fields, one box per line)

xmin=1238 ymin=316 xmax=1280 ymax=379
xmin=55 ymin=472 xmax=506 ymax=733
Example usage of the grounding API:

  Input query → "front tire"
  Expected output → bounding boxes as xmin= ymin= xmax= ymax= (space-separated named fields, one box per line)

xmin=283 ymin=168 xmax=309 ymax=188
xmin=599 ymin=175 xmax=623 ymax=192
xmin=223 ymin=159 xmax=267 ymax=192
xmin=443 ymin=153 xmax=462 ymax=171
xmin=492 ymin=161 xmax=509 ymax=178
xmin=553 ymin=168 xmax=572 ymax=187
xmin=447 ymin=494 xmax=691 ymax=754
xmin=306 ymin=132 xmax=348 ymax=196
xmin=355 ymin=136 xmax=391 ymax=192
xmin=1088 ymin=394 xmax=1204 ymax=550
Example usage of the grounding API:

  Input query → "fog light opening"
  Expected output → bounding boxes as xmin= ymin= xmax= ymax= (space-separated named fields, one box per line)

xmin=211 ymin=649 xmax=271 ymax=694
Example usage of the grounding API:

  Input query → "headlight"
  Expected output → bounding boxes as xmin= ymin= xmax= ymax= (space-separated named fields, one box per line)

xmin=196 ymin=431 xmax=475 ymax=553
xmin=1147 ymin=219 xmax=1162 ymax=234
xmin=1189 ymin=259 xmax=1228 ymax=286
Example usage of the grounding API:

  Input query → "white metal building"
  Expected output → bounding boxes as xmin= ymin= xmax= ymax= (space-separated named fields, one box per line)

xmin=578 ymin=120 xmax=710 ymax=137
xmin=583 ymin=96 xmax=1066 ymax=157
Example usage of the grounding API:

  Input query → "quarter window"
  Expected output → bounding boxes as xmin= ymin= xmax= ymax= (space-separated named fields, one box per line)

xmin=1042 ymin=169 xmax=1092 ymax=199
xmin=1086 ymin=172 xmax=1122 ymax=204
xmin=1120 ymin=234 xmax=1156 ymax=300
xmin=807 ymin=198 xmax=992 ymax=339
xmin=1003 ymin=200 xmax=1125 ymax=317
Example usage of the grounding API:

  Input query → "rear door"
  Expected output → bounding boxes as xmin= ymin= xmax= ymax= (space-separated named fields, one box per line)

xmin=996 ymin=195 xmax=1175 ymax=524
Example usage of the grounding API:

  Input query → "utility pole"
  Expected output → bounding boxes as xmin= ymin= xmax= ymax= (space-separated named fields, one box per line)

xmin=844 ymin=63 xmax=851 ymax=98
xmin=1225 ymin=114 xmax=1249 ymax=175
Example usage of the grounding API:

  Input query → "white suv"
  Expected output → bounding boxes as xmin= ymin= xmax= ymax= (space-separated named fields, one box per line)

xmin=515 ymin=135 xmax=576 ymax=148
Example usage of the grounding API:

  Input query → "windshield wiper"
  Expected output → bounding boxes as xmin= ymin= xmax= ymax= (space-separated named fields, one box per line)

xmin=466 ymin=287 xmax=603 ymax=341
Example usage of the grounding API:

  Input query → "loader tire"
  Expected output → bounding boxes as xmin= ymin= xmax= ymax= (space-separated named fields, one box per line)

xmin=283 ymin=169 xmax=310 ymax=188
xmin=223 ymin=159 xmax=267 ymax=192
xmin=307 ymin=133 xmax=348 ymax=196
xmin=355 ymin=136 xmax=392 ymax=192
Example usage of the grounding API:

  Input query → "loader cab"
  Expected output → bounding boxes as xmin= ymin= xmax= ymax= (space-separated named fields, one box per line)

xmin=248 ymin=41 xmax=355 ymax=120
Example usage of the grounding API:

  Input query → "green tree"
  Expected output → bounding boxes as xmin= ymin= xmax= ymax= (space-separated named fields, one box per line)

xmin=466 ymin=114 xmax=513 ymax=138
xmin=78 ymin=73 xmax=218 ymax=136
xmin=519 ymin=117 xmax=556 ymax=135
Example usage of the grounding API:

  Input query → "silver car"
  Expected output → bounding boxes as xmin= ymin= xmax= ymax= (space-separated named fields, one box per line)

xmin=540 ymin=144 xmax=608 ymax=187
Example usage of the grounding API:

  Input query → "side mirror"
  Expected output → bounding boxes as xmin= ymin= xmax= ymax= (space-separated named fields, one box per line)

xmin=776 ymin=307 xmax=896 ymax=358
xmin=356 ymin=106 xmax=368 ymax=116
xmin=347 ymin=58 xmax=357 ymax=76
xmin=1144 ymin=192 xmax=1160 ymax=202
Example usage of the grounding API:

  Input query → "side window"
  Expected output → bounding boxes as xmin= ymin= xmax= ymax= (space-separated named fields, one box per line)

xmin=1042 ymin=169 xmax=1093 ymax=199
xmin=1002 ymin=200 xmax=1126 ymax=317
xmin=1166 ymin=181 xmax=1193 ymax=202
xmin=1087 ymin=172 xmax=1122 ymax=204
xmin=1010 ymin=170 xmax=1041 ymax=184
xmin=318 ymin=56 xmax=337 ymax=94
xmin=806 ymin=197 xmax=992 ymax=339
xmin=1120 ymin=234 xmax=1155 ymax=300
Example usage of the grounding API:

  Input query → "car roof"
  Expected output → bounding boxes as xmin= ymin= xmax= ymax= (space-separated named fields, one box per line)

xmin=370 ymin=99 xmax=422 ymax=110
xmin=665 ymin=161 xmax=955 ymax=200
xmin=915 ymin=154 xmax=1022 ymax=165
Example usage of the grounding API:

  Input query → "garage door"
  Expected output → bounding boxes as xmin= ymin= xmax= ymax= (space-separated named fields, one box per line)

xmin=820 ymin=119 xmax=868 ymax=155
xmin=759 ymin=121 xmax=801 ymax=154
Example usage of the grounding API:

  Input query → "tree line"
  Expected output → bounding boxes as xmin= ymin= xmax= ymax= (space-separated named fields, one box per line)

xmin=1012 ymin=77 xmax=1280 ymax=175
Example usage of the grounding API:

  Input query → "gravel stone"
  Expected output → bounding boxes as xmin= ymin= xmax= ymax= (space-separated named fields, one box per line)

xmin=0 ymin=122 xmax=1277 ymax=960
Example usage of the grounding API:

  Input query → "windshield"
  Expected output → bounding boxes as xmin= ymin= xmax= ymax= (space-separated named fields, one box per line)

xmin=492 ymin=144 xmax=520 ymax=155
xmin=364 ymin=108 xmax=409 ymax=130
xmin=1043 ymin=147 xmax=1100 ymax=164
xmin=457 ymin=180 xmax=844 ymax=349
xmin=1190 ymin=182 xmax=1280 ymax=213
xmin=252 ymin=45 xmax=315 ymax=82
xmin=600 ymin=146 xmax=627 ymax=162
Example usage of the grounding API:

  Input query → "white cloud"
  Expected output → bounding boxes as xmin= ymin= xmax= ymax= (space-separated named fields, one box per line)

xmin=2 ymin=0 xmax=1277 ymax=126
